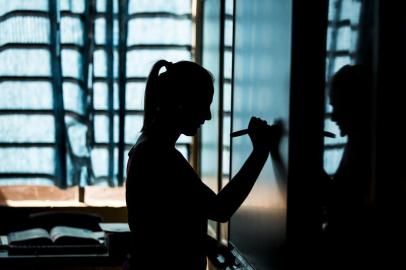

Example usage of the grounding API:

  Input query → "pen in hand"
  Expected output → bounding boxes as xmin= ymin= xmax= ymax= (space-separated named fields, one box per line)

xmin=230 ymin=128 xmax=336 ymax=138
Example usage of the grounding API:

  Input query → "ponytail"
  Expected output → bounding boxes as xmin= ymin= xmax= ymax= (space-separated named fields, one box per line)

xmin=142 ymin=60 xmax=172 ymax=132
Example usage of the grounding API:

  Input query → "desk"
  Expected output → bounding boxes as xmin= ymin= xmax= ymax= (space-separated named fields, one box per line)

xmin=0 ymin=250 xmax=126 ymax=269
xmin=0 ymin=229 xmax=131 ymax=270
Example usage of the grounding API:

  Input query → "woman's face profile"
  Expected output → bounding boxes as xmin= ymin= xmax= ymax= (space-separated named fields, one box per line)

xmin=178 ymin=85 xmax=213 ymax=136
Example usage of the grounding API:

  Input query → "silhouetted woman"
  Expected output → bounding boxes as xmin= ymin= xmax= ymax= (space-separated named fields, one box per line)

xmin=125 ymin=60 xmax=276 ymax=270
xmin=323 ymin=64 xmax=375 ymax=269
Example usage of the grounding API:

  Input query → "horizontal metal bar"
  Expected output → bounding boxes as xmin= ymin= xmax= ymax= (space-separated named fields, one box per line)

xmin=94 ymin=11 xmax=191 ymax=20
xmin=324 ymin=143 xmax=346 ymax=150
xmin=0 ymin=10 xmax=49 ymax=23
xmin=0 ymin=43 xmax=83 ymax=53
xmin=223 ymin=111 xmax=232 ymax=116
xmin=92 ymin=142 xmax=191 ymax=148
xmin=93 ymin=77 xmax=147 ymax=83
xmin=0 ymin=142 xmax=55 ymax=147
xmin=0 ymin=173 xmax=55 ymax=180
xmin=326 ymin=50 xmax=356 ymax=57
xmin=128 ymin=12 xmax=192 ymax=20
xmin=224 ymin=45 xmax=233 ymax=52
xmin=0 ymin=43 xmax=49 ymax=52
xmin=94 ymin=109 xmax=144 ymax=115
xmin=94 ymin=44 xmax=191 ymax=50
xmin=328 ymin=19 xmax=359 ymax=29
xmin=127 ymin=44 xmax=192 ymax=51
xmin=0 ymin=76 xmax=52 ymax=82
xmin=0 ymin=76 xmax=84 ymax=85
xmin=60 ymin=10 xmax=84 ymax=19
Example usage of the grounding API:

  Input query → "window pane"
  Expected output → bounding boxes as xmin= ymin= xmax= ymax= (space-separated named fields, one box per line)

xmin=0 ymin=16 xmax=50 ymax=45
xmin=0 ymin=0 xmax=48 ymax=15
xmin=66 ymin=118 xmax=88 ymax=157
xmin=224 ymin=83 xmax=232 ymax=112
xmin=0 ymin=49 xmax=51 ymax=76
xmin=175 ymin=144 xmax=189 ymax=161
xmin=94 ymin=115 xmax=119 ymax=143
xmin=61 ymin=49 xmax=82 ymax=79
xmin=127 ymin=18 xmax=192 ymax=45
xmin=0 ymin=148 xmax=55 ymax=174
xmin=0 ymin=82 xmax=53 ymax=109
xmin=125 ymin=82 xmax=145 ymax=110
xmin=0 ymin=115 xmax=55 ymax=143
xmin=126 ymin=49 xmax=191 ymax=77
xmin=125 ymin=115 xmax=143 ymax=143
xmin=90 ymin=147 xmax=119 ymax=181
xmin=63 ymin=82 xmax=85 ymax=114
xmin=224 ymin=19 xmax=233 ymax=47
xmin=60 ymin=0 xmax=86 ymax=13
xmin=224 ymin=50 xmax=232 ymax=79
xmin=93 ymin=82 xmax=119 ymax=110
xmin=128 ymin=0 xmax=191 ymax=14
xmin=61 ymin=16 xmax=84 ymax=45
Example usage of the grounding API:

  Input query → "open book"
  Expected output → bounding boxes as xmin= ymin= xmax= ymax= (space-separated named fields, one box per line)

xmin=8 ymin=226 xmax=104 ymax=246
xmin=5 ymin=226 xmax=107 ymax=255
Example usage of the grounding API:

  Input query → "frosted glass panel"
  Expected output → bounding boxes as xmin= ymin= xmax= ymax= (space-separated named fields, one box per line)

xmin=0 ymin=0 xmax=48 ymax=15
xmin=0 ymin=49 xmax=51 ymax=76
xmin=126 ymin=49 xmax=191 ymax=77
xmin=60 ymin=0 xmax=86 ymax=13
xmin=126 ymin=82 xmax=145 ymax=110
xmin=127 ymin=18 xmax=192 ymax=45
xmin=0 ymin=82 xmax=53 ymax=109
xmin=0 ymin=148 xmax=55 ymax=173
xmin=124 ymin=115 xmax=143 ymax=143
xmin=94 ymin=115 xmax=119 ymax=143
xmin=63 ymin=82 xmax=84 ymax=114
xmin=0 ymin=16 xmax=50 ymax=45
xmin=61 ymin=49 xmax=82 ymax=79
xmin=128 ymin=0 xmax=191 ymax=14
xmin=324 ymin=148 xmax=345 ymax=175
xmin=0 ymin=115 xmax=55 ymax=143
xmin=61 ymin=16 xmax=83 ymax=45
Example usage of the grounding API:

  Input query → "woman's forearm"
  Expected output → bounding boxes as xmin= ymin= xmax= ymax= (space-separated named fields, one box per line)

xmin=209 ymin=148 xmax=269 ymax=222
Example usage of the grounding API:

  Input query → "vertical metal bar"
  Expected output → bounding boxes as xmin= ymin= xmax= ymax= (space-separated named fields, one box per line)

xmin=218 ymin=0 xmax=225 ymax=193
xmin=79 ymin=0 xmax=96 ymax=200
xmin=106 ymin=0 xmax=115 ymax=186
xmin=49 ymin=0 xmax=67 ymax=188
xmin=117 ymin=0 xmax=129 ymax=186
xmin=88 ymin=0 xmax=97 ymax=148
xmin=227 ymin=0 xmax=237 ymax=244
xmin=192 ymin=0 xmax=204 ymax=174
xmin=216 ymin=0 xmax=226 ymax=242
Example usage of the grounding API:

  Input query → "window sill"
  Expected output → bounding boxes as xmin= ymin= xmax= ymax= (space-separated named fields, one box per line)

xmin=0 ymin=185 xmax=126 ymax=208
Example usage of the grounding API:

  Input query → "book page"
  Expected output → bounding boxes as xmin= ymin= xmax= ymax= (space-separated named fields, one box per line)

xmin=8 ymin=228 xmax=51 ymax=245
xmin=49 ymin=226 xmax=100 ymax=245
xmin=99 ymin=222 xmax=130 ymax=233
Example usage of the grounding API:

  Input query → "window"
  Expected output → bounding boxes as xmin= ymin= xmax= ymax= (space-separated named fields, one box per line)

xmin=0 ymin=0 xmax=195 ymax=206
xmin=324 ymin=0 xmax=362 ymax=175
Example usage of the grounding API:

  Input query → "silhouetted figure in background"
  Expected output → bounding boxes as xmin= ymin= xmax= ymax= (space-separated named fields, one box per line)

xmin=125 ymin=60 xmax=278 ymax=270
xmin=322 ymin=64 xmax=375 ymax=269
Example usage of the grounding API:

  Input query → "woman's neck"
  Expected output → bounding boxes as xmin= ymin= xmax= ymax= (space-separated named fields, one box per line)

xmin=141 ymin=126 xmax=180 ymax=147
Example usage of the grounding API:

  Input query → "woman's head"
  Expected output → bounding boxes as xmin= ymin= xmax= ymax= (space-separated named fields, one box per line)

xmin=142 ymin=60 xmax=214 ymax=136
xmin=330 ymin=64 xmax=372 ymax=137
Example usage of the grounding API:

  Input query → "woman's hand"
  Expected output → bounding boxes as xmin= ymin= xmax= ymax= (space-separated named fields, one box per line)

xmin=248 ymin=117 xmax=271 ymax=152
xmin=248 ymin=117 xmax=284 ymax=154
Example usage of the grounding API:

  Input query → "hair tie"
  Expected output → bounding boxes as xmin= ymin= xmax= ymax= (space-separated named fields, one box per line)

xmin=164 ymin=61 xmax=173 ymax=71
